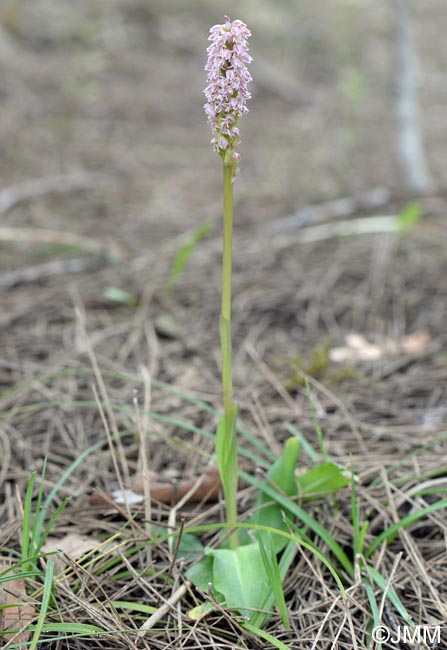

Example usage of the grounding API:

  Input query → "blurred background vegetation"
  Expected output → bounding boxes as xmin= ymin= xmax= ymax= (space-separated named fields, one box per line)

xmin=1 ymin=0 xmax=444 ymax=247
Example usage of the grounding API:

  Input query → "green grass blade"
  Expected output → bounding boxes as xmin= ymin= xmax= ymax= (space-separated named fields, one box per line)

xmin=250 ymin=540 xmax=296 ymax=630
xmin=0 ymin=569 xmax=42 ymax=584
xmin=396 ymin=201 xmax=423 ymax=233
xmin=22 ymin=471 xmax=36 ymax=569
xmin=39 ymin=498 xmax=71 ymax=549
xmin=369 ymin=432 xmax=447 ymax=487
xmin=242 ymin=622 xmax=291 ymax=650
xmin=365 ymin=498 xmax=447 ymax=558
xmin=256 ymin=533 xmax=290 ymax=630
xmin=29 ymin=559 xmax=55 ymax=650
xmin=350 ymin=458 xmax=361 ymax=556
xmin=366 ymin=564 xmax=413 ymax=626
xmin=110 ymin=601 xmax=157 ymax=615
xmin=166 ymin=219 xmax=214 ymax=292
xmin=32 ymin=457 xmax=48 ymax=549
xmin=305 ymin=378 xmax=328 ymax=462
xmin=362 ymin=578 xmax=382 ymax=649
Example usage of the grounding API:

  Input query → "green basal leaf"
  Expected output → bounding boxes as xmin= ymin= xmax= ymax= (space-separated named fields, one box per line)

xmin=186 ymin=553 xmax=215 ymax=594
xmin=177 ymin=533 xmax=204 ymax=560
xmin=297 ymin=462 xmax=350 ymax=496
xmin=188 ymin=539 xmax=297 ymax=626
xmin=252 ymin=437 xmax=300 ymax=552
xmin=211 ymin=543 xmax=271 ymax=619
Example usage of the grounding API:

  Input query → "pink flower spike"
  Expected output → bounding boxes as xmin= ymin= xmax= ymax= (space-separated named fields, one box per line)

xmin=204 ymin=15 xmax=252 ymax=161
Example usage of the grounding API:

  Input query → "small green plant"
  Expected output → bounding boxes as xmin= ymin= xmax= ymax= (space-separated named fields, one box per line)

xmin=282 ymin=338 xmax=364 ymax=390
xmin=283 ymin=338 xmax=331 ymax=390
xmin=0 ymin=467 xmax=65 ymax=646
xmin=166 ymin=219 xmax=214 ymax=292
xmin=104 ymin=286 xmax=139 ymax=308
xmin=21 ymin=463 xmax=70 ymax=573
xmin=396 ymin=201 xmax=423 ymax=233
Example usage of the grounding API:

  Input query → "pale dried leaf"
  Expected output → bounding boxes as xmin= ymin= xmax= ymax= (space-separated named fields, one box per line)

xmin=402 ymin=328 xmax=431 ymax=353
xmin=329 ymin=331 xmax=427 ymax=363
xmin=42 ymin=533 xmax=100 ymax=560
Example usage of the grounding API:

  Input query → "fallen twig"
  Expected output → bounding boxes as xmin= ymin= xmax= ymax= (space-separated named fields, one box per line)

xmin=394 ymin=0 xmax=434 ymax=191
xmin=1 ymin=256 xmax=112 ymax=289
xmin=0 ymin=172 xmax=110 ymax=215
xmin=271 ymin=187 xmax=392 ymax=233
xmin=137 ymin=581 xmax=190 ymax=636
xmin=0 ymin=227 xmax=124 ymax=260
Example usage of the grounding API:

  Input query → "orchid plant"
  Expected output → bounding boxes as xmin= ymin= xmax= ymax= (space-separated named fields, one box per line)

xmin=204 ymin=14 xmax=252 ymax=550
xmin=186 ymin=16 xmax=351 ymax=629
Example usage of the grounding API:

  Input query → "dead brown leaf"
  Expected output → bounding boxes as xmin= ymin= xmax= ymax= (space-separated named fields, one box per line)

xmin=90 ymin=464 xmax=223 ymax=506
xmin=0 ymin=563 xmax=35 ymax=644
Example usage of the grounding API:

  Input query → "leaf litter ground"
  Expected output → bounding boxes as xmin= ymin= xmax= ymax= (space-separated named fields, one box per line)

xmin=0 ymin=1 xmax=446 ymax=647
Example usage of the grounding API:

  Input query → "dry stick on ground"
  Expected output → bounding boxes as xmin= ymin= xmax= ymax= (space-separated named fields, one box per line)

xmin=394 ymin=0 xmax=434 ymax=192
xmin=0 ymin=172 xmax=110 ymax=216
xmin=1 ymin=256 xmax=112 ymax=289
xmin=375 ymin=549 xmax=403 ymax=626
xmin=271 ymin=187 xmax=392 ymax=233
xmin=137 ymin=581 xmax=191 ymax=637
xmin=0 ymin=427 xmax=11 ymax=489
xmin=273 ymin=215 xmax=399 ymax=247
xmin=0 ymin=227 xmax=124 ymax=260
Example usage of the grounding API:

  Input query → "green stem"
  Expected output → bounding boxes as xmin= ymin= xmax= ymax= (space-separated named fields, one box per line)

xmin=220 ymin=159 xmax=238 ymax=548
xmin=222 ymin=162 xmax=233 ymax=417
